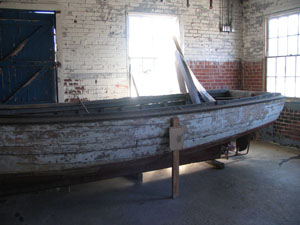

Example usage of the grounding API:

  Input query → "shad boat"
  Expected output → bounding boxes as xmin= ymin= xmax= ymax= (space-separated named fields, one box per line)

xmin=0 ymin=89 xmax=284 ymax=196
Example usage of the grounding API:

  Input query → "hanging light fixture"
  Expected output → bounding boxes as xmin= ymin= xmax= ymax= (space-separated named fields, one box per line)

xmin=219 ymin=0 xmax=234 ymax=32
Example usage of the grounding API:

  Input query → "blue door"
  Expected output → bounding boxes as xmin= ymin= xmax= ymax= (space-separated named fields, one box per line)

xmin=0 ymin=9 xmax=57 ymax=104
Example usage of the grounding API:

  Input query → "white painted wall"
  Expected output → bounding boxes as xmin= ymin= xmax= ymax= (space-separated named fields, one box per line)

xmin=243 ymin=0 xmax=300 ymax=62
xmin=0 ymin=0 xmax=243 ymax=101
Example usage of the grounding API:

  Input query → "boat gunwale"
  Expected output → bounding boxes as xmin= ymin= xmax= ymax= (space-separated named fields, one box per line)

xmin=0 ymin=93 xmax=189 ymax=110
xmin=0 ymin=89 xmax=260 ymax=112
xmin=0 ymin=93 xmax=285 ymax=124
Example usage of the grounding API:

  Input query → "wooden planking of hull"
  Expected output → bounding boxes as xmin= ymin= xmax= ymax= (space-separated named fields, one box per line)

xmin=0 ymin=90 xmax=284 ymax=172
xmin=0 ymin=90 xmax=285 ymax=194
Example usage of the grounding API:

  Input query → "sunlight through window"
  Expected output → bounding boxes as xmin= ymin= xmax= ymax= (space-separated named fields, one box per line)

xmin=128 ymin=13 xmax=180 ymax=97
xmin=266 ymin=12 xmax=300 ymax=98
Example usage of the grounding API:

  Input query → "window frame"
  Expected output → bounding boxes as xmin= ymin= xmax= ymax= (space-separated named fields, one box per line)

xmin=265 ymin=9 xmax=300 ymax=99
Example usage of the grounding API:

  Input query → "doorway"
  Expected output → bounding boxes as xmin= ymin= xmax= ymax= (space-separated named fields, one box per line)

xmin=0 ymin=9 xmax=57 ymax=104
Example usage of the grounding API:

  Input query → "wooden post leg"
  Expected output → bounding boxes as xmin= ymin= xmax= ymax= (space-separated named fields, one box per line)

xmin=170 ymin=117 xmax=184 ymax=199
xmin=172 ymin=150 xmax=179 ymax=199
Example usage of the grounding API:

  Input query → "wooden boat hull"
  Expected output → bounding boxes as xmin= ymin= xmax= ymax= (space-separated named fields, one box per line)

xmin=0 ymin=90 xmax=285 ymax=195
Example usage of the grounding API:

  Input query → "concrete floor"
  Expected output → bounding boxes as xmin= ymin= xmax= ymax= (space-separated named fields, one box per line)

xmin=1 ymin=141 xmax=300 ymax=225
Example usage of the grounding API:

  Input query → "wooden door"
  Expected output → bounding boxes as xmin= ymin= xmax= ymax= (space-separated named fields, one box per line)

xmin=0 ymin=9 xmax=57 ymax=104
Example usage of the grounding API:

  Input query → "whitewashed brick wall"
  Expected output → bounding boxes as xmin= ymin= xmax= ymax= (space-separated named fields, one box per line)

xmin=1 ymin=0 xmax=243 ymax=101
xmin=243 ymin=0 xmax=300 ymax=62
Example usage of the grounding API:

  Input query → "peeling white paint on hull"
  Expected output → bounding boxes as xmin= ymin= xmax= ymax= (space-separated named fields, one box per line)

xmin=0 ymin=91 xmax=285 ymax=175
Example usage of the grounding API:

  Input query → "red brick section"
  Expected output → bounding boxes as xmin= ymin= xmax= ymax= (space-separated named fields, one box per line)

xmin=272 ymin=106 xmax=300 ymax=143
xmin=63 ymin=78 xmax=87 ymax=103
xmin=242 ymin=61 xmax=264 ymax=91
xmin=242 ymin=60 xmax=300 ymax=147
xmin=188 ymin=61 xmax=242 ymax=90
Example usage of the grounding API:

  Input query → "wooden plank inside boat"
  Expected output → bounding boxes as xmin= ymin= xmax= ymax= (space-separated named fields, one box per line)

xmin=173 ymin=37 xmax=215 ymax=103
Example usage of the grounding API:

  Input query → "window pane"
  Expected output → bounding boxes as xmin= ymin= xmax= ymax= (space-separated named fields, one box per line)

xmin=288 ymin=35 xmax=297 ymax=55
xmin=286 ymin=56 xmax=296 ymax=76
xmin=267 ymin=58 xmax=276 ymax=76
xmin=276 ymin=77 xmax=285 ymax=94
xmin=278 ymin=37 xmax=287 ymax=55
xmin=298 ymin=35 xmax=300 ymax=54
xmin=278 ymin=16 xmax=288 ymax=37
xmin=269 ymin=18 xmax=278 ymax=38
xmin=128 ymin=14 xmax=180 ymax=96
xmin=266 ymin=14 xmax=300 ymax=97
xmin=267 ymin=77 xmax=276 ymax=92
xmin=299 ymin=14 xmax=300 ymax=34
xmin=130 ymin=59 xmax=143 ymax=73
xmin=285 ymin=77 xmax=295 ymax=97
xmin=288 ymin=14 xmax=298 ymax=35
xmin=277 ymin=57 xmax=285 ymax=77
xmin=297 ymin=56 xmax=300 ymax=76
xmin=268 ymin=38 xmax=278 ymax=56
xmin=296 ymin=78 xmax=300 ymax=97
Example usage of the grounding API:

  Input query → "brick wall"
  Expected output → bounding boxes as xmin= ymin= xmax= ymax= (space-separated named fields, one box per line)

xmin=243 ymin=0 xmax=300 ymax=148
xmin=189 ymin=61 xmax=242 ymax=90
xmin=1 ymin=0 xmax=243 ymax=102
xmin=242 ymin=61 xmax=264 ymax=91
xmin=242 ymin=0 xmax=300 ymax=91
xmin=243 ymin=0 xmax=300 ymax=62
xmin=1 ymin=0 xmax=299 ymax=148
xmin=260 ymin=101 xmax=300 ymax=148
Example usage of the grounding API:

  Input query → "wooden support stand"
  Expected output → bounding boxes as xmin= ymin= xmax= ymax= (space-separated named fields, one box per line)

xmin=124 ymin=173 xmax=143 ymax=184
xmin=172 ymin=150 xmax=179 ymax=199
xmin=206 ymin=159 xmax=225 ymax=169
xmin=170 ymin=117 xmax=184 ymax=199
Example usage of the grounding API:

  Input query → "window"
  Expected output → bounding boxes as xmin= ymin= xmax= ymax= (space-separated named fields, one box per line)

xmin=128 ymin=13 xmax=180 ymax=96
xmin=266 ymin=12 xmax=300 ymax=98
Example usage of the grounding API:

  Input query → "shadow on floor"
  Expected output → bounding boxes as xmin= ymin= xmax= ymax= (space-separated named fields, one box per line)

xmin=0 ymin=141 xmax=300 ymax=225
